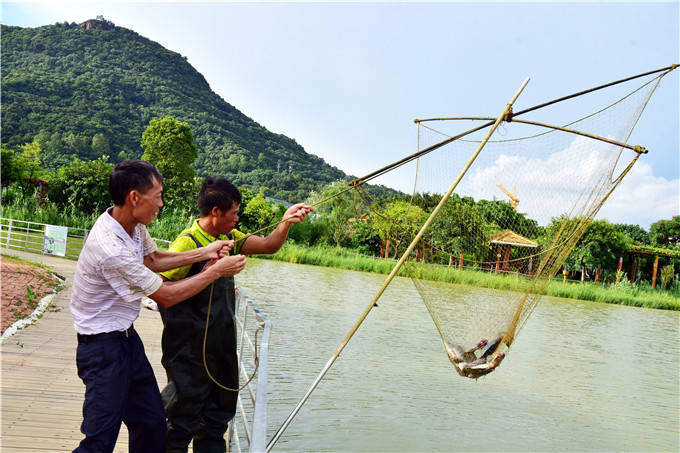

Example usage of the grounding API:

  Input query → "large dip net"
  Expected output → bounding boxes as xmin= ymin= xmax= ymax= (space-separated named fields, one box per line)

xmin=360 ymin=67 xmax=675 ymax=378
xmin=265 ymin=64 xmax=677 ymax=450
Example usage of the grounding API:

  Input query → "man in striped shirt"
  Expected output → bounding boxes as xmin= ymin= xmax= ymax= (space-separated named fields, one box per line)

xmin=70 ymin=160 xmax=246 ymax=453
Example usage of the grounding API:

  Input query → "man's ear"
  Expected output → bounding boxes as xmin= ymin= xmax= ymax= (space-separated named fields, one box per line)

xmin=210 ymin=206 xmax=222 ymax=217
xmin=128 ymin=190 xmax=140 ymax=207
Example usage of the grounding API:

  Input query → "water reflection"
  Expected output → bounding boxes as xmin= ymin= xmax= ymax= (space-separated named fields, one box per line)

xmin=238 ymin=258 xmax=679 ymax=452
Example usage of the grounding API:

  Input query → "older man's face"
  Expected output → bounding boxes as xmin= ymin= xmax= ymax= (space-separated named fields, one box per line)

xmin=133 ymin=177 xmax=163 ymax=225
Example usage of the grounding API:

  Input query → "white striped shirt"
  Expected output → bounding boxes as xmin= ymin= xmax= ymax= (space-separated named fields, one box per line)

xmin=70 ymin=208 xmax=163 ymax=335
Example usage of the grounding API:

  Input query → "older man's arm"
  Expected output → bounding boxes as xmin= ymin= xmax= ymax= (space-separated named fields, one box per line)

xmin=144 ymin=240 xmax=232 ymax=272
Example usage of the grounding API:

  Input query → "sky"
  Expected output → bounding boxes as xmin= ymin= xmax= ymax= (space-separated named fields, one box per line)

xmin=2 ymin=0 xmax=678 ymax=229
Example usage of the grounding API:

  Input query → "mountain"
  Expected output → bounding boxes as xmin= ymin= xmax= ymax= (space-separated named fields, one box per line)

xmin=1 ymin=19 xmax=395 ymax=201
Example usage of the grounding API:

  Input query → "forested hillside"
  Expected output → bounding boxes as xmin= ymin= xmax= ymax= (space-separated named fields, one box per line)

xmin=1 ymin=18 xmax=392 ymax=201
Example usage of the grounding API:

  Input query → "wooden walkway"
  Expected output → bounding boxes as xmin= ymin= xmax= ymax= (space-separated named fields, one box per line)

xmin=1 ymin=249 xmax=169 ymax=452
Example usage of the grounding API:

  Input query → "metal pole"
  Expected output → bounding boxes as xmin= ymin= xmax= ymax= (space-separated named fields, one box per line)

xmin=266 ymin=77 xmax=530 ymax=452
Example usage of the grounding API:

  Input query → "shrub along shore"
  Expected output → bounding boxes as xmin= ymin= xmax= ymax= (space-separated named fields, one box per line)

xmin=253 ymin=244 xmax=680 ymax=311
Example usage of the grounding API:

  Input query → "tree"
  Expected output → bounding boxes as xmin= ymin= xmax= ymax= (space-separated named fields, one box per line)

xmin=91 ymin=133 xmax=111 ymax=157
xmin=141 ymin=116 xmax=198 ymax=210
xmin=613 ymin=223 xmax=650 ymax=245
xmin=12 ymin=141 xmax=48 ymax=197
xmin=552 ymin=218 xmax=632 ymax=275
xmin=371 ymin=200 xmax=427 ymax=258
xmin=48 ymin=156 xmax=113 ymax=214
xmin=649 ymin=216 xmax=680 ymax=249
xmin=0 ymin=144 xmax=20 ymax=187
xmin=306 ymin=179 xmax=359 ymax=246
xmin=475 ymin=199 xmax=541 ymax=239
xmin=428 ymin=199 xmax=489 ymax=263
xmin=242 ymin=189 xmax=276 ymax=233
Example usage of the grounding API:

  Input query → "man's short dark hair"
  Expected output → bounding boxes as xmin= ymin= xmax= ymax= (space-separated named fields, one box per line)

xmin=109 ymin=160 xmax=163 ymax=206
xmin=198 ymin=177 xmax=242 ymax=216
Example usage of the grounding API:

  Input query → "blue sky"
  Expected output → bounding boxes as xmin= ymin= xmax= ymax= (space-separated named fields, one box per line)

xmin=2 ymin=1 xmax=678 ymax=228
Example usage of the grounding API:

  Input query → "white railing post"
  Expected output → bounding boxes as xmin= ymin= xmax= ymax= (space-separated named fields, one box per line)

xmin=6 ymin=219 xmax=12 ymax=248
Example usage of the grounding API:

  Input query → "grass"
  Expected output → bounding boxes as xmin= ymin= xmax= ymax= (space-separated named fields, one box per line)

xmin=255 ymin=244 xmax=680 ymax=311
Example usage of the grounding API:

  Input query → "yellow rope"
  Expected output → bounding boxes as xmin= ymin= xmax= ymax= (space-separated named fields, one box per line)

xmin=202 ymin=282 xmax=261 ymax=392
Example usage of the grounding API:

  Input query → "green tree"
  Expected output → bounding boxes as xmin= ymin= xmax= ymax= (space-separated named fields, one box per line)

xmin=242 ymin=189 xmax=276 ymax=233
xmin=428 ymin=198 xmax=489 ymax=262
xmin=306 ymin=179 xmax=360 ymax=246
xmin=562 ymin=219 xmax=632 ymax=274
xmin=649 ymin=217 xmax=680 ymax=249
xmin=13 ymin=141 xmax=48 ymax=196
xmin=613 ymin=223 xmax=650 ymax=245
xmin=1 ymin=144 xmax=20 ymax=187
xmin=475 ymin=199 xmax=541 ymax=239
xmin=48 ymin=156 xmax=113 ymax=214
xmin=141 ymin=116 xmax=198 ymax=210
xmin=91 ymin=133 xmax=111 ymax=157
xmin=371 ymin=200 xmax=427 ymax=258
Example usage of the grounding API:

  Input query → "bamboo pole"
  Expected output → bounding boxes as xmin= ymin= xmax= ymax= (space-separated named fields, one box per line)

xmin=266 ymin=77 xmax=530 ymax=452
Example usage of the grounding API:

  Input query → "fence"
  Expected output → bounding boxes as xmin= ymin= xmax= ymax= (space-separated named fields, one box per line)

xmin=0 ymin=218 xmax=172 ymax=258
xmin=230 ymin=286 xmax=271 ymax=453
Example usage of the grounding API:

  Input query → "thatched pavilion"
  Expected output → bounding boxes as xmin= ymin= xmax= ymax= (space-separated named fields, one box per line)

xmin=488 ymin=230 xmax=539 ymax=274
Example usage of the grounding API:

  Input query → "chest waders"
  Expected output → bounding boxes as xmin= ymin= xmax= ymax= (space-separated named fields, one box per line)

xmin=159 ymin=234 xmax=238 ymax=453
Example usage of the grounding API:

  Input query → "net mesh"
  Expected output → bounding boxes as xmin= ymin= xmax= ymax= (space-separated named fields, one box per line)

xmin=351 ymin=70 xmax=668 ymax=378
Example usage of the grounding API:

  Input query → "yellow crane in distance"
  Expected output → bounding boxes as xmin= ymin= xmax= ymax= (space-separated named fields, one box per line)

xmin=497 ymin=184 xmax=519 ymax=211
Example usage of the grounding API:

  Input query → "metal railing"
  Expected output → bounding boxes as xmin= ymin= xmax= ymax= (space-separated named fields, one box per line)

xmin=0 ymin=217 xmax=171 ymax=258
xmin=231 ymin=286 xmax=271 ymax=453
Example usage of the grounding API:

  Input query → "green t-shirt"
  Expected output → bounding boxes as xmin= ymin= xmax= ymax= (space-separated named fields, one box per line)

xmin=161 ymin=219 xmax=248 ymax=281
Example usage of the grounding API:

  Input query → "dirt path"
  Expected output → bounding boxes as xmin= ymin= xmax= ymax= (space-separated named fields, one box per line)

xmin=1 ymin=255 xmax=62 ymax=333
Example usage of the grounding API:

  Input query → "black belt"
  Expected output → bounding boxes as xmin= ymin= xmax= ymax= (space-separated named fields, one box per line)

xmin=77 ymin=325 xmax=135 ymax=344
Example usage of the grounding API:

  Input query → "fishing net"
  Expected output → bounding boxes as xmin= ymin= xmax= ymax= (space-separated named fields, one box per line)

xmin=267 ymin=66 xmax=676 ymax=449
xmin=347 ymin=67 xmax=674 ymax=378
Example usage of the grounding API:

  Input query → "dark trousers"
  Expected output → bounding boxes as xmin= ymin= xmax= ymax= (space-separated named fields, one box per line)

xmin=164 ymin=361 xmax=237 ymax=453
xmin=74 ymin=329 xmax=166 ymax=453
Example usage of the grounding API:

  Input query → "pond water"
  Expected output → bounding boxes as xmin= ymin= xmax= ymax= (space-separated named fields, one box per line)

xmin=237 ymin=258 xmax=679 ymax=452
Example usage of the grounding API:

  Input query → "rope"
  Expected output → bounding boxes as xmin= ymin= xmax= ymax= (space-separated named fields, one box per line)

xmin=202 ymin=282 xmax=261 ymax=392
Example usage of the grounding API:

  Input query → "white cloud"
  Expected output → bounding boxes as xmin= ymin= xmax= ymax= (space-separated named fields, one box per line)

xmin=411 ymin=135 xmax=678 ymax=229
xmin=596 ymin=161 xmax=679 ymax=229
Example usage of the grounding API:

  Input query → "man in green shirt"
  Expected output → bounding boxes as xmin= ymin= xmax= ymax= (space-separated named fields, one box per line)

xmin=160 ymin=176 xmax=312 ymax=453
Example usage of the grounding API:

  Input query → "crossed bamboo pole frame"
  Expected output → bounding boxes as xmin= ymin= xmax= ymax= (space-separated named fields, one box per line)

xmin=266 ymin=77 xmax=531 ymax=452
xmin=264 ymin=64 xmax=677 ymax=451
